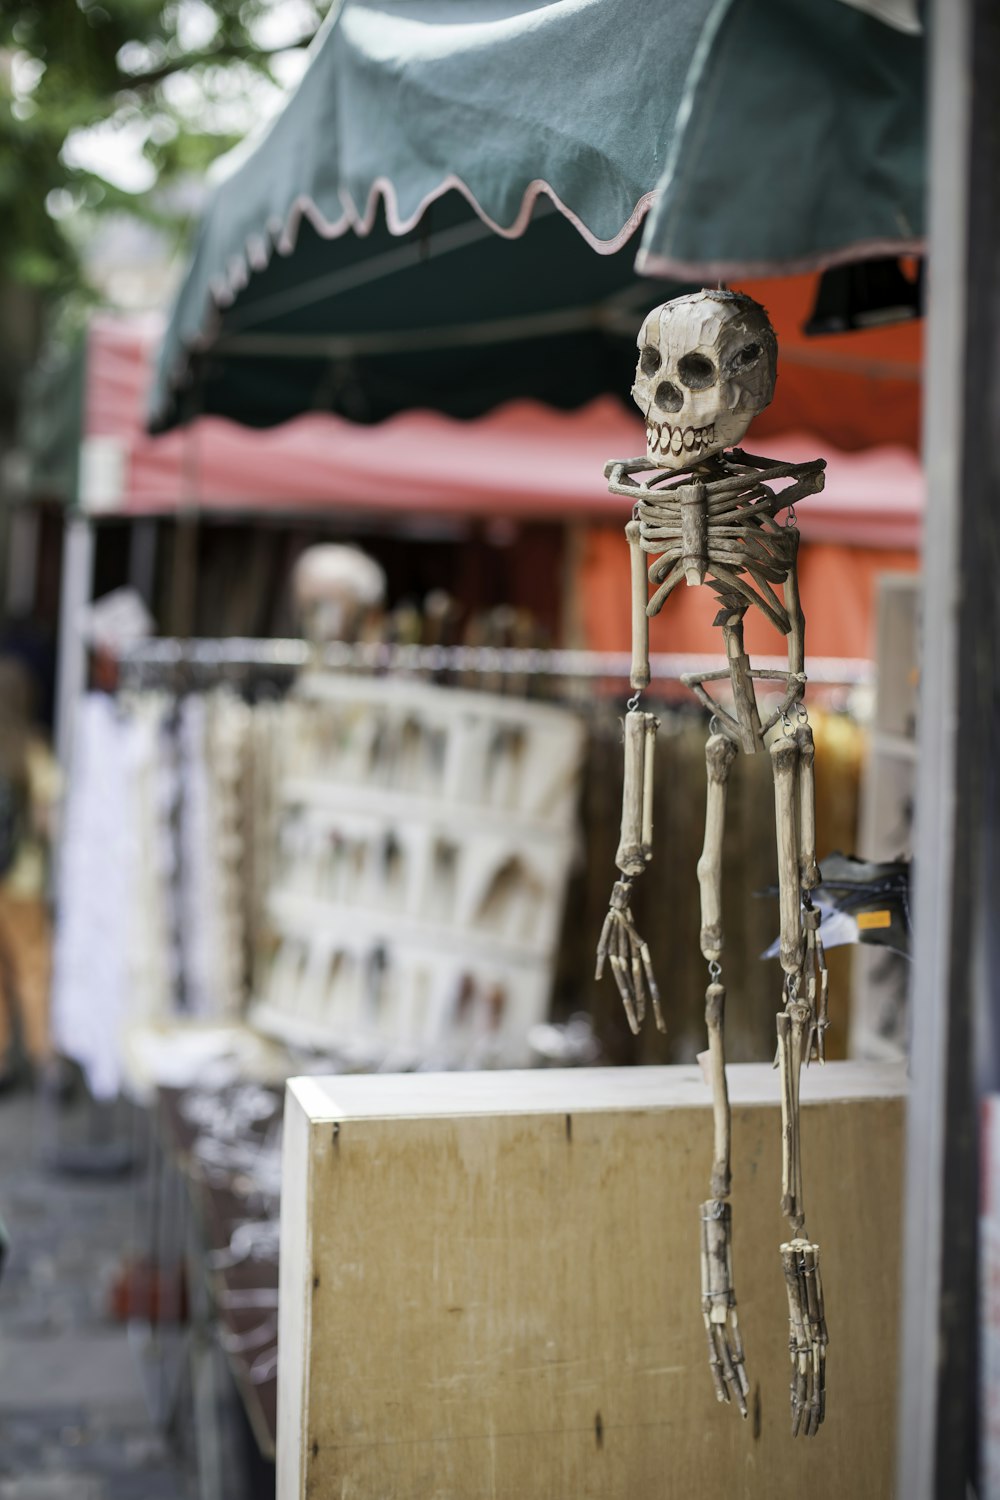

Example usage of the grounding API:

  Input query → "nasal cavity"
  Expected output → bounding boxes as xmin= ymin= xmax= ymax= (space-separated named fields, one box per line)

xmin=654 ymin=380 xmax=683 ymax=413
xmin=678 ymin=353 xmax=716 ymax=390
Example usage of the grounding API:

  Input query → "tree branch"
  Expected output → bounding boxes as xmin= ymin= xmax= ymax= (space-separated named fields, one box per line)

xmin=116 ymin=34 xmax=316 ymax=93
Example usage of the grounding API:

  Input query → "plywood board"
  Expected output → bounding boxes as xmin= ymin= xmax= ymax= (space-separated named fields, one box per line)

xmin=278 ymin=1062 xmax=905 ymax=1499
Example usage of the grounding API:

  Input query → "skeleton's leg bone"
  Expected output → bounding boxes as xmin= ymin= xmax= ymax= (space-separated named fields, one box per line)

xmin=795 ymin=721 xmax=821 ymax=891
xmin=615 ymin=710 xmax=657 ymax=877
xmin=705 ymin=981 xmax=731 ymax=1199
xmin=721 ymin=614 xmax=764 ymax=754
xmin=697 ymin=734 xmax=737 ymax=962
xmin=699 ymin=980 xmax=749 ymax=1416
xmin=642 ymin=713 xmax=657 ymax=851
xmin=803 ymin=902 xmax=829 ymax=1063
xmin=769 ymin=732 xmax=803 ymax=974
xmin=626 ymin=518 xmax=650 ymax=691
xmin=776 ymin=1001 xmax=809 ymax=1231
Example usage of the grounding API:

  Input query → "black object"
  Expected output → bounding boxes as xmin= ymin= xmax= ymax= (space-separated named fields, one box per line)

xmin=762 ymin=851 xmax=911 ymax=959
xmin=804 ymin=258 xmax=923 ymax=336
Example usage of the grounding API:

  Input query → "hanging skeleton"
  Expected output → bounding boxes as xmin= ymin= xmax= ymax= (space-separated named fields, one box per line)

xmin=595 ymin=290 xmax=829 ymax=1437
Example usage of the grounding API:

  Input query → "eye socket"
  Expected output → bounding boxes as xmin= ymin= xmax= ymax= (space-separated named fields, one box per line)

xmin=654 ymin=380 xmax=683 ymax=413
xmin=677 ymin=352 xmax=717 ymax=390
xmin=639 ymin=345 xmax=662 ymax=378
xmin=733 ymin=341 xmax=762 ymax=369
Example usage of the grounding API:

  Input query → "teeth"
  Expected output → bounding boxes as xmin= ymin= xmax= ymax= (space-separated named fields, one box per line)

xmin=647 ymin=422 xmax=717 ymax=458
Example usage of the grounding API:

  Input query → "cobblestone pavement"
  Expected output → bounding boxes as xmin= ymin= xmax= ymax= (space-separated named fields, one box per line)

xmin=0 ymin=1088 xmax=190 ymax=1499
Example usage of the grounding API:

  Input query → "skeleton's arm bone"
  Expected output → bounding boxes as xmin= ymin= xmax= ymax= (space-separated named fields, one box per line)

xmin=626 ymin=519 xmax=650 ymax=690
xmin=777 ymin=995 xmax=811 ymax=1231
xmin=615 ymin=709 xmax=658 ymax=877
xmin=697 ymin=734 xmax=738 ymax=962
xmin=597 ymin=709 xmax=663 ymax=1032
xmin=783 ymin=541 xmax=805 ymax=676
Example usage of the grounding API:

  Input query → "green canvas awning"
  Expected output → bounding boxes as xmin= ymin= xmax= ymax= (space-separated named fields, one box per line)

xmin=150 ymin=0 xmax=924 ymax=432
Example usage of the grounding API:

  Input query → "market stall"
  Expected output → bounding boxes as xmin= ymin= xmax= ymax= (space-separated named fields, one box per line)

xmin=136 ymin=2 xmax=936 ymax=1491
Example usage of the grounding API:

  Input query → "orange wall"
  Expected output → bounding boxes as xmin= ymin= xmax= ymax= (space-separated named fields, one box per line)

xmin=741 ymin=273 xmax=922 ymax=454
xmin=579 ymin=525 xmax=918 ymax=661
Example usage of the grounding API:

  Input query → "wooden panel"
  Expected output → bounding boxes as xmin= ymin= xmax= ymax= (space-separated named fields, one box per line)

xmin=279 ymin=1063 xmax=905 ymax=1499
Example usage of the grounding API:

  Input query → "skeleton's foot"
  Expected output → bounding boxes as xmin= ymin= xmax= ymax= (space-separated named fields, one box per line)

xmin=780 ymin=1237 xmax=828 ymax=1437
xmin=595 ymin=880 xmax=664 ymax=1033
xmin=700 ymin=1199 xmax=749 ymax=1416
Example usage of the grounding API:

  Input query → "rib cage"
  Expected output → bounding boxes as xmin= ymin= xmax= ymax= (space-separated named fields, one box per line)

xmin=605 ymin=449 xmax=827 ymax=634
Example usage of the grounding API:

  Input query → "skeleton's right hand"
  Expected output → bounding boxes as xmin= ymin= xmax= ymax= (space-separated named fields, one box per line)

xmin=595 ymin=879 xmax=664 ymax=1034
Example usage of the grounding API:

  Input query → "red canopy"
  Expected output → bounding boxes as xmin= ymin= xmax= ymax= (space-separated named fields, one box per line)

xmin=82 ymin=313 xmax=923 ymax=551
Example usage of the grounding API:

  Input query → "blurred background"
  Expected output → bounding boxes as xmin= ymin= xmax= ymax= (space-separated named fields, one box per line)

xmin=0 ymin=2 xmax=937 ymax=1496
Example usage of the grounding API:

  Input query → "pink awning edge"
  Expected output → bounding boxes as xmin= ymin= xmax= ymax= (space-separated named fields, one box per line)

xmin=83 ymin=313 xmax=924 ymax=550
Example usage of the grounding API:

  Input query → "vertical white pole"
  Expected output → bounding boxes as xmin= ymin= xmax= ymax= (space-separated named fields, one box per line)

xmin=53 ymin=515 xmax=95 ymax=775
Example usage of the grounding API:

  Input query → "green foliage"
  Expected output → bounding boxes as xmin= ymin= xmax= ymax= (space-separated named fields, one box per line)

xmin=0 ymin=0 xmax=324 ymax=300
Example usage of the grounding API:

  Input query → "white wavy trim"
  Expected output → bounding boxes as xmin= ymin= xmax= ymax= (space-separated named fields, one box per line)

xmin=156 ymin=175 xmax=655 ymax=426
xmin=636 ymin=235 xmax=927 ymax=283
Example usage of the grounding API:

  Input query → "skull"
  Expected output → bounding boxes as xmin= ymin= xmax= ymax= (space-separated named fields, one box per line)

xmin=631 ymin=290 xmax=777 ymax=469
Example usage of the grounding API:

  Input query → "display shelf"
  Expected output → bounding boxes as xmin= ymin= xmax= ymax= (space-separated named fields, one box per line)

xmin=255 ymin=674 xmax=584 ymax=1068
xmin=266 ymin=888 xmax=558 ymax=967
xmin=279 ymin=776 xmax=578 ymax=846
